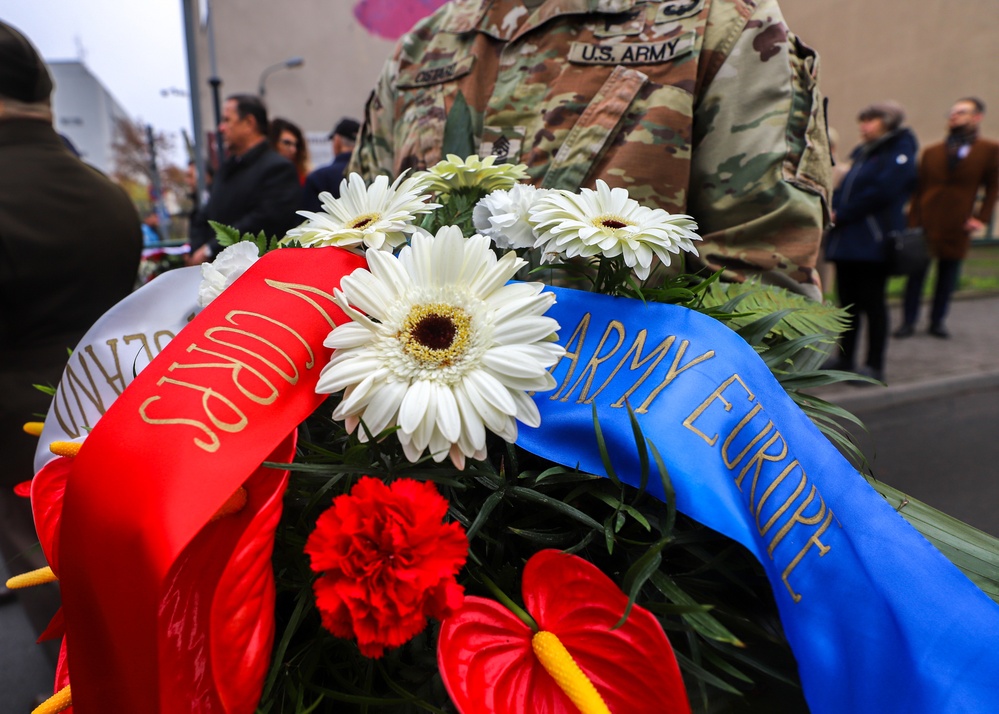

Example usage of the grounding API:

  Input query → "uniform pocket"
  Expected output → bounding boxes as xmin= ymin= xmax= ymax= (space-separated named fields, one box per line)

xmin=541 ymin=66 xmax=650 ymax=191
xmin=783 ymin=33 xmax=832 ymax=220
xmin=391 ymin=56 xmax=476 ymax=173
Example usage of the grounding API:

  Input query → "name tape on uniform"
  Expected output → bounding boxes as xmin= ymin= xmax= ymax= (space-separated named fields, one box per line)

xmin=396 ymin=56 xmax=476 ymax=89
xmin=569 ymin=32 xmax=694 ymax=66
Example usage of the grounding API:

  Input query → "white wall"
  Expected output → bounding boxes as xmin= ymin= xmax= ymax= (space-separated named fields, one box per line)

xmin=49 ymin=61 xmax=130 ymax=174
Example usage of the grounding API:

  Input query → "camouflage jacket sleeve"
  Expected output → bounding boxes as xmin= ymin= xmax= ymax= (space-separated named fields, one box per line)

xmin=350 ymin=45 xmax=403 ymax=180
xmin=689 ymin=0 xmax=832 ymax=299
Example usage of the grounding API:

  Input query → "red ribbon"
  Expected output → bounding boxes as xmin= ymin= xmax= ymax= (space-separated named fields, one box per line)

xmin=59 ymin=247 xmax=366 ymax=712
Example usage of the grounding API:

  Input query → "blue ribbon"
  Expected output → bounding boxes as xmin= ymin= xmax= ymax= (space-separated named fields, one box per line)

xmin=516 ymin=286 xmax=999 ymax=713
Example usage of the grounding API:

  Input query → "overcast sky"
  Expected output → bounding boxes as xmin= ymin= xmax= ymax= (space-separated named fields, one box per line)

xmin=1 ymin=0 xmax=193 ymax=160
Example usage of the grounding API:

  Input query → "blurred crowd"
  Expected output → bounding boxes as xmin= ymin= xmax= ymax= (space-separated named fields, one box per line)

xmin=823 ymin=97 xmax=998 ymax=384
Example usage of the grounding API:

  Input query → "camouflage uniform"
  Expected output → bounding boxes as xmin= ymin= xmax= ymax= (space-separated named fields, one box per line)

xmin=352 ymin=0 xmax=832 ymax=299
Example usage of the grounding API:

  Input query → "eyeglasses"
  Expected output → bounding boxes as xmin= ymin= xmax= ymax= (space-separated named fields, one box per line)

xmin=949 ymin=107 xmax=978 ymax=118
xmin=280 ymin=138 xmax=298 ymax=148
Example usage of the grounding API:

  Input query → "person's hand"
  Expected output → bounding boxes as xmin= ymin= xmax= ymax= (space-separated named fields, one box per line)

xmin=185 ymin=244 xmax=212 ymax=266
xmin=964 ymin=217 xmax=985 ymax=234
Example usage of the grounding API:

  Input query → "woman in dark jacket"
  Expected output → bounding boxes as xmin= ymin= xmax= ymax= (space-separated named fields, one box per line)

xmin=825 ymin=102 xmax=918 ymax=382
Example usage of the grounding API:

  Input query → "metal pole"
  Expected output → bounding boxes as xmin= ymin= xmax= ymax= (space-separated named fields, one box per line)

xmin=206 ymin=3 xmax=225 ymax=168
xmin=179 ymin=0 xmax=207 ymax=199
xmin=145 ymin=124 xmax=169 ymax=242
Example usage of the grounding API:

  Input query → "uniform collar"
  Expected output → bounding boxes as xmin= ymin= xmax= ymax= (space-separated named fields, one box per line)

xmin=442 ymin=0 xmax=643 ymax=40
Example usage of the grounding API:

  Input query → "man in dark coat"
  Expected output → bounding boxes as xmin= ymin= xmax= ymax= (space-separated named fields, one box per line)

xmin=0 ymin=20 xmax=142 ymax=642
xmin=301 ymin=117 xmax=360 ymax=212
xmin=187 ymin=94 xmax=302 ymax=263
xmin=896 ymin=97 xmax=999 ymax=338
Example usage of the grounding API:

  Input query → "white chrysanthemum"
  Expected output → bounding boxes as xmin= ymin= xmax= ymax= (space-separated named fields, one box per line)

xmin=473 ymin=184 xmax=552 ymax=250
xmin=197 ymin=242 xmax=260 ymax=307
xmin=317 ymin=226 xmax=564 ymax=469
xmin=422 ymin=154 xmax=530 ymax=195
xmin=283 ymin=172 xmax=437 ymax=252
xmin=530 ymin=180 xmax=701 ymax=280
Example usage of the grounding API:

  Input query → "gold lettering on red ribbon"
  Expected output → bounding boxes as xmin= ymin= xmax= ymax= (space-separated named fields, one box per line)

xmin=137 ymin=279 xmax=341 ymax=452
xmin=140 ymin=376 xmax=248 ymax=453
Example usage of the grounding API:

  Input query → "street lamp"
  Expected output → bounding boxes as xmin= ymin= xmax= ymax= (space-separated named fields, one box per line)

xmin=258 ymin=57 xmax=304 ymax=97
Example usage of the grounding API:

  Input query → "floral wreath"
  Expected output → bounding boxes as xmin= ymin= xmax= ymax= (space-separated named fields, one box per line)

xmin=13 ymin=150 xmax=999 ymax=714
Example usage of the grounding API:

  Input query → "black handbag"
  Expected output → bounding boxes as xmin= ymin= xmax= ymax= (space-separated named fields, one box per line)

xmin=887 ymin=227 xmax=929 ymax=276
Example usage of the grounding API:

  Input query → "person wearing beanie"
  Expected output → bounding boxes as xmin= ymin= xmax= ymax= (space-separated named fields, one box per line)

xmin=824 ymin=101 xmax=919 ymax=383
xmin=0 ymin=20 xmax=143 ymax=647
xmin=300 ymin=117 xmax=360 ymax=212
xmin=895 ymin=97 xmax=999 ymax=339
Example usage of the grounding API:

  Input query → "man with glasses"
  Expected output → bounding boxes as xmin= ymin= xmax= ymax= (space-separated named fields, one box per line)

xmin=895 ymin=97 xmax=999 ymax=338
xmin=187 ymin=94 xmax=301 ymax=264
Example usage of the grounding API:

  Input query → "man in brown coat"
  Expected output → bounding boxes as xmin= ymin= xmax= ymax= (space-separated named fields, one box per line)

xmin=895 ymin=97 xmax=999 ymax=338
xmin=0 ymin=21 xmax=142 ymax=646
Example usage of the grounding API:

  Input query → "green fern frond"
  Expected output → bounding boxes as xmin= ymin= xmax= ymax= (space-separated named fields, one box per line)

xmin=701 ymin=280 xmax=849 ymax=344
xmin=209 ymin=221 xmax=285 ymax=254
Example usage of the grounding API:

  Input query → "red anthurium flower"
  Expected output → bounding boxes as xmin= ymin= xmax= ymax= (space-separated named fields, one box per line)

xmin=305 ymin=476 xmax=468 ymax=658
xmin=437 ymin=549 xmax=691 ymax=714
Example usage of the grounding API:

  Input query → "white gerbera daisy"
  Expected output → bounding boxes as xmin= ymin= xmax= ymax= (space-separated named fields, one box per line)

xmin=282 ymin=172 xmax=437 ymax=252
xmin=422 ymin=154 xmax=530 ymax=195
xmin=530 ymin=179 xmax=701 ymax=280
xmin=317 ymin=226 xmax=564 ymax=469
xmin=197 ymin=241 xmax=260 ymax=307
xmin=473 ymin=184 xmax=551 ymax=250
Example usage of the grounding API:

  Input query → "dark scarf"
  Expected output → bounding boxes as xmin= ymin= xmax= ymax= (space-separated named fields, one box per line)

xmin=946 ymin=125 xmax=979 ymax=169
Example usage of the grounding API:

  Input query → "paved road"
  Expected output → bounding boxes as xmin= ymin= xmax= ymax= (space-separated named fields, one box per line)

xmin=813 ymin=293 xmax=999 ymax=537
xmin=0 ymin=559 xmax=55 ymax=713
xmin=840 ymin=381 xmax=999 ymax=536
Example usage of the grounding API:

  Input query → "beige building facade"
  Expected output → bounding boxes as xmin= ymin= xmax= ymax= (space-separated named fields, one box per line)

xmin=191 ymin=0 xmax=999 ymax=234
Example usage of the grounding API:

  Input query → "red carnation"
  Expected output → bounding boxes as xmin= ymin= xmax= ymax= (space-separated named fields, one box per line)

xmin=305 ymin=476 xmax=468 ymax=657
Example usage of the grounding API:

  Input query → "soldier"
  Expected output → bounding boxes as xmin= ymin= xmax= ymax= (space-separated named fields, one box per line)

xmin=351 ymin=0 xmax=832 ymax=299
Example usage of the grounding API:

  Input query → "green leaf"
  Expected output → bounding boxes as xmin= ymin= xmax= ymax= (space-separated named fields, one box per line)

xmin=735 ymin=308 xmax=796 ymax=347
xmin=507 ymin=527 xmax=585 ymax=548
xmin=208 ymin=221 xmax=282 ymax=254
xmin=615 ymin=536 xmax=670 ymax=628
xmin=591 ymin=403 xmax=622 ymax=488
xmin=507 ymin=486 xmax=604 ymax=531
xmin=648 ymin=440 xmax=677 ymax=537
xmin=441 ymin=91 xmax=475 ymax=159
xmin=465 ymin=490 xmax=505 ymax=543
xmin=699 ymin=647 xmax=754 ymax=684
xmin=588 ymin=491 xmax=652 ymax=532
xmin=649 ymin=570 xmax=743 ymax=646
xmin=672 ymin=652 xmax=744 ymax=695
xmin=626 ymin=403 xmax=651 ymax=497
xmin=702 ymin=280 xmax=849 ymax=343
xmin=209 ymin=220 xmax=242 ymax=247
xmin=261 ymin=587 xmax=312 ymax=702
xmin=866 ymin=475 xmax=999 ymax=603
